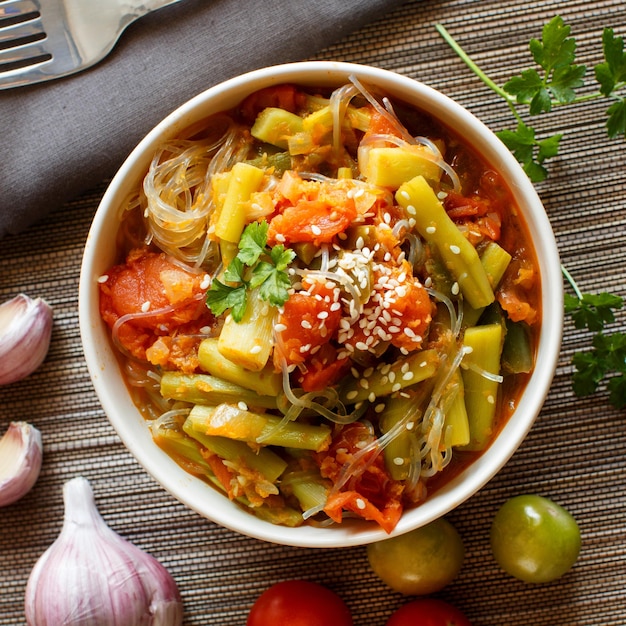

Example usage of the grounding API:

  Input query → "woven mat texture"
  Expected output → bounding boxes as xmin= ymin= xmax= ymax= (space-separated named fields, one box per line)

xmin=2 ymin=0 xmax=626 ymax=624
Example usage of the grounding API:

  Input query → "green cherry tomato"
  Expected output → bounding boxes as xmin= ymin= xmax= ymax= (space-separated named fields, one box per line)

xmin=386 ymin=598 xmax=472 ymax=626
xmin=367 ymin=517 xmax=465 ymax=595
xmin=490 ymin=494 xmax=581 ymax=583
xmin=246 ymin=580 xmax=353 ymax=626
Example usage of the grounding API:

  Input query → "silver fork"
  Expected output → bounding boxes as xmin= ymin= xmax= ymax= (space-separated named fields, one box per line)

xmin=0 ymin=0 xmax=183 ymax=90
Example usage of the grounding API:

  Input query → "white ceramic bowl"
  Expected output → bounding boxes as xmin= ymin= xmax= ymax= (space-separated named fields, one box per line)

xmin=79 ymin=61 xmax=562 ymax=548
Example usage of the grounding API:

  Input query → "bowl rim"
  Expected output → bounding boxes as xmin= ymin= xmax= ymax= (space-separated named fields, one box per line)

xmin=79 ymin=60 xmax=563 ymax=548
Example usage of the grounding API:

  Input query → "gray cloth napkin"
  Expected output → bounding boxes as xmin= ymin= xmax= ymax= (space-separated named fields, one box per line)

xmin=0 ymin=0 xmax=404 ymax=240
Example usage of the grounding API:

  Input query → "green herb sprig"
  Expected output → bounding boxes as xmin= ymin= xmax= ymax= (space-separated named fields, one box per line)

xmin=562 ymin=267 xmax=625 ymax=409
xmin=206 ymin=221 xmax=295 ymax=322
xmin=436 ymin=16 xmax=626 ymax=182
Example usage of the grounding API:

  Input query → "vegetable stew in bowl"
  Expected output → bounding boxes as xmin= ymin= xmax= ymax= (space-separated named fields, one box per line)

xmin=80 ymin=62 xmax=562 ymax=547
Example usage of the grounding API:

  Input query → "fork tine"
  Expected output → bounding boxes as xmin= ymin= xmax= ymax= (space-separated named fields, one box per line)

xmin=0 ymin=0 xmax=40 ymax=21
xmin=0 ymin=16 xmax=44 ymax=46
xmin=0 ymin=39 xmax=49 ymax=67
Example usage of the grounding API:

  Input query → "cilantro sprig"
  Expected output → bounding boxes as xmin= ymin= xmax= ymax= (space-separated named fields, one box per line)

xmin=436 ymin=16 xmax=626 ymax=182
xmin=206 ymin=221 xmax=295 ymax=322
xmin=562 ymin=266 xmax=625 ymax=409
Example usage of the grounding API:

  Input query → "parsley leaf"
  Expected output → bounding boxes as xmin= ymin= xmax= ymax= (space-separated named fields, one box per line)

xmin=563 ymin=269 xmax=626 ymax=409
xmin=594 ymin=28 xmax=626 ymax=96
xmin=237 ymin=221 xmax=269 ymax=266
xmin=205 ymin=279 xmax=248 ymax=320
xmin=497 ymin=122 xmax=562 ymax=182
xmin=504 ymin=16 xmax=586 ymax=114
xmin=206 ymin=221 xmax=294 ymax=322
xmin=436 ymin=17 xmax=626 ymax=180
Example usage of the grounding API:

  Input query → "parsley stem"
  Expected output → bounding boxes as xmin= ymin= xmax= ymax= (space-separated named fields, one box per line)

xmin=561 ymin=265 xmax=583 ymax=300
xmin=435 ymin=24 xmax=516 ymax=104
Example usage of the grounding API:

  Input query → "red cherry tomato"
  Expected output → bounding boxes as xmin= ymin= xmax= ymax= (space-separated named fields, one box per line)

xmin=246 ymin=580 xmax=353 ymax=626
xmin=386 ymin=598 xmax=471 ymax=626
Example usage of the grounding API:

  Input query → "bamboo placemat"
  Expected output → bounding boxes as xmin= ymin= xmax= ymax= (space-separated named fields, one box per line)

xmin=2 ymin=0 xmax=626 ymax=624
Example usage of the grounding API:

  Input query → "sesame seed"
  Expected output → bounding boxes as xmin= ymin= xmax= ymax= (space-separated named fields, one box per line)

xmin=301 ymin=320 xmax=312 ymax=329
xmin=300 ymin=344 xmax=311 ymax=353
xmin=374 ymin=403 xmax=386 ymax=413
xmin=274 ymin=323 xmax=287 ymax=333
xmin=275 ymin=233 xmax=286 ymax=243
xmin=402 ymin=371 xmax=414 ymax=381
xmin=426 ymin=226 xmax=437 ymax=234
xmin=355 ymin=341 xmax=368 ymax=351
xmin=391 ymin=383 xmax=401 ymax=392
xmin=406 ymin=204 xmax=417 ymax=215
xmin=141 ymin=301 xmax=151 ymax=312
xmin=401 ymin=362 xmax=410 ymax=373
xmin=368 ymin=392 xmax=376 ymax=402
xmin=97 ymin=274 xmax=109 ymax=283
xmin=399 ymin=189 xmax=410 ymax=200
xmin=450 ymin=244 xmax=461 ymax=255
xmin=355 ymin=498 xmax=366 ymax=510
xmin=359 ymin=379 xmax=369 ymax=389
xmin=238 ymin=401 xmax=248 ymax=411
xmin=393 ymin=457 xmax=405 ymax=466
xmin=200 ymin=274 xmax=211 ymax=290
xmin=406 ymin=421 xmax=415 ymax=430
xmin=346 ymin=390 xmax=359 ymax=400
xmin=311 ymin=225 xmax=322 ymax=236
xmin=451 ymin=282 xmax=460 ymax=295
xmin=404 ymin=327 xmax=416 ymax=338
xmin=317 ymin=311 xmax=329 ymax=320
xmin=250 ymin=345 xmax=262 ymax=354
xmin=487 ymin=395 xmax=495 ymax=404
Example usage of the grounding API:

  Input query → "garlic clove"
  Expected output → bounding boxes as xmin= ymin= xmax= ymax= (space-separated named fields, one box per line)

xmin=25 ymin=476 xmax=183 ymax=626
xmin=0 ymin=294 xmax=53 ymax=385
xmin=0 ymin=421 xmax=43 ymax=507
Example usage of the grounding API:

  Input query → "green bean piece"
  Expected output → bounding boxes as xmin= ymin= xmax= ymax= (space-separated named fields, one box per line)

xmin=396 ymin=175 xmax=494 ymax=309
xmin=338 ymin=349 xmax=439 ymax=405
xmin=160 ymin=372 xmax=278 ymax=409
xmin=463 ymin=241 xmax=513 ymax=327
xmin=214 ymin=162 xmax=265 ymax=243
xmin=502 ymin=319 xmax=533 ymax=374
xmin=151 ymin=419 xmax=213 ymax=475
xmin=281 ymin=470 xmax=331 ymax=512
xmin=442 ymin=371 xmax=470 ymax=448
xmin=461 ymin=323 xmax=504 ymax=451
xmin=187 ymin=403 xmax=332 ymax=452
xmin=182 ymin=417 xmax=287 ymax=483
xmin=252 ymin=504 xmax=304 ymax=527
xmin=198 ymin=337 xmax=282 ymax=396
xmin=251 ymin=107 xmax=304 ymax=149
xmin=378 ymin=393 xmax=423 ymax=481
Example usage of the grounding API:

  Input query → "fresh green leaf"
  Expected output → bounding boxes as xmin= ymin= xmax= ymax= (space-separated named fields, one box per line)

xmin=258 ymin=267 xmax=292 ymax=307
xmin=607 ymin=374 xmax=626 ymax=409
xmin=571 ymin=350 xmax=606 ymax=397
xmin=606 ymin=97 xmax=626 ymax=138
xmin=531 ymin=16 xmax=577 ymax=71
xmin=206 ymin=220 xmax=294 ymax=321
xmin=505 ymin=16 xmax=585 ymax=114
xmin=237 ymin=221 xmax=269 ymax=266
xmin=496 ymin=122 xmax=559 ymax=182
xmin=564 ymin=292 xmax=623 ymax=332
xmin=223 ymin=256 xmax=245 ymax=284
xmin=549 ymin=64 xmax=586 ymax=104
xmin=504 ymin=69 xmax=544 ymax=105
xmin=270 ymin=244 xmax=296 ymax=272
xmin=594 ymin=28 xmax=626 ymax=96
xmin=206 ymin=279 xmax=248 ymax=321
